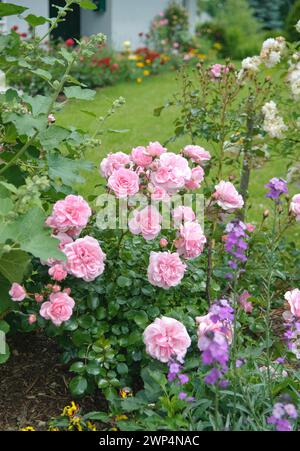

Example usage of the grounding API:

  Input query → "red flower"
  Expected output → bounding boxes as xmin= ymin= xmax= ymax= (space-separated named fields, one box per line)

xmin=65 ymin=38 xmax=75 ymax=47
xmin=11 ymin=25 xmax=18 ymax=31
xmin=97 ymin=57 xmax=111 ymax=67
xmin=110 ymin=63 xmax=119 ymax=72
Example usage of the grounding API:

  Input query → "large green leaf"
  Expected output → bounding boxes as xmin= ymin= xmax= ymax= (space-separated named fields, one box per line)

xmin=64 ymin=86 xmax=96 ymax=101
xmin=47 ymin=154 xmax=94 ymax=188
xmin=24 ymin=14 xmax=48 ymax=27
xmin=77 ymin=0 xmax=97 ymax=10
xmin=0 ymin=207 xmax=65 ymax=262
xmin=39 ymin=126 xmax=70 ymax=151
xmin=0 ymin=250 xmax=30 ymax=283
xmin=23 ymin=94 xmax=52 ymax=117
xmin=0 ymin=3 xmax=28 ymax=16
xmin=2 ymin=112 xmax=45 ymax=137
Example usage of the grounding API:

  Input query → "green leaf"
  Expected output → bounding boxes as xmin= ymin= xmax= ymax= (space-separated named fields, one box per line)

xmin=3 ymin=113 xmax=45 ymax=137
xmin=133 ymin=310 xmax=148 ymax=328
xmin=30 ymin=68 xmax=52 ymax=82
xmin=0 ymin=320 xmax=10 ymax=334
xmin=0 ymin=3 xmax=28 ymax=16
xmin=0 ymin=207 xmax=65 ymax=262
xmin=70 ymin=361 xmax=85 ymax=373
xmin=117 ymin=276 xmax=132 ymax=288
xmin=0 ymin=343 xmax=10 ymax=364
xmin=60 ymin=47 xmax=74 ymax=64
xmin=23 ymin=95 xmax=52 ymax=117
xmin=25 ymin=14 xmax=48 ymax=27
xmin=69 ymin=376 xmax=88 ymax=396
xmin=47 ymin=154 xmax=94 ymax=188
xmin=0 ymin=250 xmax=30 ymax=283
xmin=117 ymin=363 xmax=128 ymax=375
xmin=107 ymin=129 xmax=130 ymax=134
xmin=83 ymin=412 xmax=109 ymax=422
xmin=86 ymin=361 xmax=101 ymax=376
xmin=64 ymin=86 xmax=96 ymax=101
xmin=77 ymin=0 xmax=97 ymax=10
xmin=0 ymin=198 xmax=13 ymax=216
xmin=39 ymin=126 xmax=70 ymax=151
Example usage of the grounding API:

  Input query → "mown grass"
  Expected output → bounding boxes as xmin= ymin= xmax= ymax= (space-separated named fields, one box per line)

xmin=57 ymin=70 xmax=299 ymax=239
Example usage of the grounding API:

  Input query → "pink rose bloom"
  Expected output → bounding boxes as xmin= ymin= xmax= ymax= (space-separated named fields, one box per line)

xmin=185 ymin=166 xmax=205 ymax=190
xmin=151 ymin=152 xmax=191 ymax=194
xmin=46 ymin=195 xmax=91 ymax=235
xmin=28 ymin=314 xmax=37 ymax=325
xmin=175 ymin=221 xmax=206 ymax=259
xmin=131 ymin=146 xmax=153 ymax=167
xmin=48 ymin=264 xmax=68 ymax=282
xmin=160 ymin=238 xmax=168 ymax=247
xmin=196 ymin=313 xmax=232 ymax=344
xmin=290 ymin=194 xmax=300 ymax=221
xmin=239 ymin=291 xmax=253 ymax=313
xmin=172 ymin=206 xmax=196 ymax=226
xmin=64 ymin=236 xmax=106 ymax=282
xmin=285 ymin=289 xmax=300 ymax=317
xmin=108 ymin=167 xmax=139 ymax=198
xmin=147 ymin=251 xmax=186 ymax=289
xmin=210 ymin=64 xmax=229 ymax=80
xmin=146 ymin=141 xmax=167 ymax=157
xmin=213 ymin=181 xmax=244 ymax=211
xmin=183 ymin=145 xmax=211 ymax=165
xmin=246 ymin=223 xmax=255 ymax=233
xmin=129 ymin=205 xmax=161 ymax=240
xmin=40 ymin=292 xmax=75 ymax=326
xmin=150 ymin=185 xmax=169 ymax=202
xmin=9 ymin=283 xmax=26 ymax=301
xmin=143 ymin=316 xmax=191 ymax=362
xmin=100 ymin=152 xmax=130 ymax=178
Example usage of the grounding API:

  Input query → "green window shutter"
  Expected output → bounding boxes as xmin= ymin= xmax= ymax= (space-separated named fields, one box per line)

xmin=93 ymin=0 xmax=106 ymax=13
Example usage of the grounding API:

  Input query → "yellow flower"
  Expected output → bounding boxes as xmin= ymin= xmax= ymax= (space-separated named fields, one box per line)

xmin=145 ymin=59 xmax=152 ymax=65
xmin=20 ymin=426 xmax=35 ymax=431
xmin=136 ymin=62 xmax=144 ymax=68
xmin=69 ymin=417 xmax=83 ymax=431
xmin=119 ymin=387 xmax=133 ymax=398
xmin=111 ymin=427 xmax=118 ymax=431
xmin=197 ymin=54 xmax=206 ymax=60
xmin=143 ymin=70 xmax=150 ymax=76
xmin=213 ymin=42 xmax=222 ymax=50
xmin=115 ymin=414 xmax=128 ymax=421
xmin=62 ymin=401 xmax=79 ymax=418
xmin=136 ymin=78 xmax=142 ymax=84
xmin=87 ymin=421 xmax=97 ymax=431
xmin=48 ymin=427 xmax=59 ymax=431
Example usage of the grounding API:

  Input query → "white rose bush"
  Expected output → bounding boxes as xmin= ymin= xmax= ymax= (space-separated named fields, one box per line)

xmin=1 ymin=1 xmax=300 ymax=432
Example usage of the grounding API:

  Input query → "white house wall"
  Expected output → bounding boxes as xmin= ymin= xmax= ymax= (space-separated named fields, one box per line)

xmin=3 ymin=0 xmax=48 ymax=36
xmin=81 ymin=2 xmax=112 ymax=45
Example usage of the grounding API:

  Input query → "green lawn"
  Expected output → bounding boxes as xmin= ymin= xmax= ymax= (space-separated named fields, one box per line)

xmin=57 ymin=70 xmax=299 ymax=238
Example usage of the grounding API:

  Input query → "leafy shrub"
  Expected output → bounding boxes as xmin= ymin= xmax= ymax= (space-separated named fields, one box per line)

xmin=285 ymin=0 xmax=300 ymax=41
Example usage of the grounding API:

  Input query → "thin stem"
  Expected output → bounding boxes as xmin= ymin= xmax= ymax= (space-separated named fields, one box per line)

xmin=231 ymin=270 xmax=239 ymax=430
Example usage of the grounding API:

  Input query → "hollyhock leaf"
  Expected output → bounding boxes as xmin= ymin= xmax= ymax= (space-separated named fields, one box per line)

xmin=0 ymin=3 xmax=28 ymax=16
xmin=23 ymin=94 xmax=52 ymax=117
xmin=24 ymin=14 xmax=48 ymax=27
xmin=60 ymin=47 xmax=74 ymax=64
xmin=47 ymin=154 xmax=94 ymax=188
xmin=64 ymin=86 xmax=96 ymax=101
xmin=77 ymin=0 xmax=97 ymax=10
xmin=2 ymin=112 xmax=45 ymax=137
xmin=30 ymin=68 xmax=52 ymax=82
xmin=0 ymin=197 xmax=13 ymax=216
xmin=39 ymin=126 xmax=70 ymax=150
xmin=69 ymin=376 xmax=88 ymax=396
xmin=0 ymin=250 xmax=30 ymax=284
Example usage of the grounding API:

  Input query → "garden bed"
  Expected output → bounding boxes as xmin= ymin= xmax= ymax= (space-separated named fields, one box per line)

xmin=0 ymin=333 xmax=103 ymax=431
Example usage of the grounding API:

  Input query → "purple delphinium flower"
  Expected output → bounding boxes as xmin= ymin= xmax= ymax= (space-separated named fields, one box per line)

xmin=224 ymin=220 xmax=250 ymax=277
xmin=198 ymin=300 xmax=233 ymax=388
xmin=267 ymin=401 xmax=297 ymax=431
xmin=167 ymin=358 xmax=194 ymax=404
xmin=265 ymin=177 xmax=288 ymax=201
xmin=178 ymin=392 xmax=187 ymax=400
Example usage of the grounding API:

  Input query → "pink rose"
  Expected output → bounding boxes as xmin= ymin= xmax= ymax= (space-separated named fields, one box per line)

xmin=129 ymin=205 xmax=161 ymax=240
xmin=149 ymin=185 xmax=169 ymax=202
xmin=196 ymin=313 xmax=232 ymax=344
xmin=9 ymin=283 xmax=26 ymax=301
xmin=210 ymin=64 xmax=229 ymax=80
xmin=46 ymin=195 xmax=91 ymax=235
xmin=239 ymin=291 xmax=253 ymax=313
xmin=35 ymin=294 xmax=44 ymax=303
xmin=160 ymin=238 xmax=168 ymax=247
xmin=183 ymin=145 xmax=211 ymax=165
xmin=143 ymin=316 xmax=191 ymax=362
xmin=285 ymin=289 xmax=300 ymax=317
xmin=246 ymin=223 xmax=255 ymax=233
xmin=28 ymin=314 xmax=37 ymax=325
xmin=213 ymin=181 xmax=244 ymax=211
xmin=175 ymin=221 xmax=206 ymax=259
xmin=100 ymin=152 xmax=130 ymax=178
xmin=290 ymin=194 xmax=300 ymax=221
xmin=48 ymin=264 xmax=68 ymax=282
xmin=108 ymin=167 xmax=139 ymax=198
xmin=146 ymin=141 xmax=167 ymax=157
xmin=40 ymin=292 xmax=75 ymax=326
xmin=64 ymin=236 xmax=106 ymax=282
xmin=151 ymin=152 xmax=191 ymax=194
xmin=131 ymin=146 xmax=153 ymax=167
xmin=147 ymin=251 xmax=186 ymax=289
xmin=172 ymin=206 xmax=196 ymax=226
xmin=185 ymin=166 xmax=205 ymax=190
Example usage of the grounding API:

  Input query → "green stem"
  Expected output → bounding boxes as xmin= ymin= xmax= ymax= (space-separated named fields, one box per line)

xmin=231 ymin=270 xmax=239 ymax=430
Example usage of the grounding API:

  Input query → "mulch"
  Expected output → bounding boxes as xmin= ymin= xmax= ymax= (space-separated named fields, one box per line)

xmin=0 ymin=332 xmax=102 ymax=431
